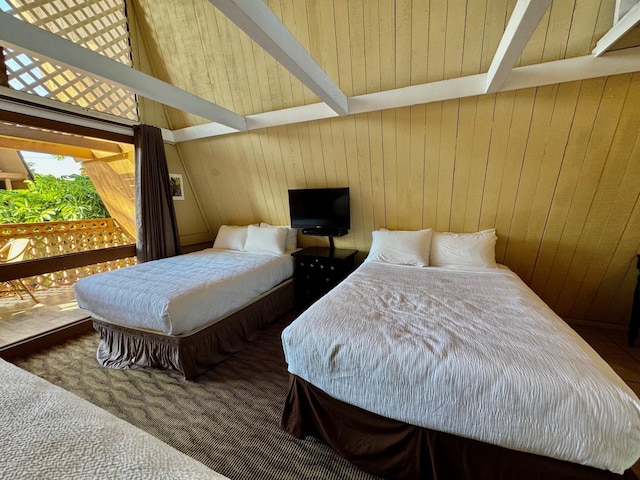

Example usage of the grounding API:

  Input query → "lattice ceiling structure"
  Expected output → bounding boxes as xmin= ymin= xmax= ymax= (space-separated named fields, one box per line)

xmin=0 ymin=0 xmax=137 ymax=121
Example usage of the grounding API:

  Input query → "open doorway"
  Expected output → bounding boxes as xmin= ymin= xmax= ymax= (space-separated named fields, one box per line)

xmin=0 ymin=118 xmax=136 ymax=349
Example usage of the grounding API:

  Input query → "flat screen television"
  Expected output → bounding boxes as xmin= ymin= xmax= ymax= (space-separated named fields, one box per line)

xmin=288 ymin=187 xmax=350 ymax=238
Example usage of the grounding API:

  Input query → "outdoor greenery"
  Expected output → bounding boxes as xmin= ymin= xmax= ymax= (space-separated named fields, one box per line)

xmin=0 ymin=173 xmax=109 ymax=224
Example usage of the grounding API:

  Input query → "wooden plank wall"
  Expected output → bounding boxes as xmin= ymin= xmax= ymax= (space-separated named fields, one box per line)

xmin=177 ymin=73 xmax=640 ymax=327
xmin=128 ymin=0 xmax=214 ymax=246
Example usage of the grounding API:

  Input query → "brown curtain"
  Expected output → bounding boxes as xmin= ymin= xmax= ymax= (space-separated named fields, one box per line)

xmin=134 ymin=124 xmax=181 ymax=262
xmin=0 ymin=47 xmax=10 ymax=87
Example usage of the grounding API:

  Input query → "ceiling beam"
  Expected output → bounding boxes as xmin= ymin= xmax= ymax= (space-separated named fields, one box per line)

xmin=0 ymin=12 xmax=247 ymax=131
xmin=593 ymin=2 xmax=640 ymax=56
xmin=485 ymin=0 xmax=552 ymax=94
xmin=0 ymin=122 xmax=123 ymax=153
xmin=172 ymin=46 xmax=640 ymax=143
xmin=0 ymin=136 xmax=97 ymax=159
xmin=209 ymin=0 xmax=349 ymax=116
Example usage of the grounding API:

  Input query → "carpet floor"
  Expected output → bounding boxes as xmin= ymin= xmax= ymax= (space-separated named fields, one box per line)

xmin=12 ymin=311 xmax=382 ymax=480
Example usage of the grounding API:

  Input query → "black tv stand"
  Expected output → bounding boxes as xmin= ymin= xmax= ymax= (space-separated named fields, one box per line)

xmin=301 ymin=228 xmax=348 ymax=237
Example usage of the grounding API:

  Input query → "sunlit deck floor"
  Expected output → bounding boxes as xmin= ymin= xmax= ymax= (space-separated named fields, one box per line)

xmin=0 ymin=285 xmax=90 ymax=348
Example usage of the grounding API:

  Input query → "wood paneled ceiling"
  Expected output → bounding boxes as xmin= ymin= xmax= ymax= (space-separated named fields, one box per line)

xmin=1 ymin=0 xmax=639 ymax=140
xmin=124 ymin=0 xmax=640 ymax=138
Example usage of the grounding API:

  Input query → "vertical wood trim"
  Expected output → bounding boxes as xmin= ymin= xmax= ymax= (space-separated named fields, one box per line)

xmin=479 ymin=90 xmax=516 ymax=249
xmin=465 ymin=94 xmax=494 ymax=232
xmin=368 ymin=111 xmax=386 ymax=234
xmin=495 ymin=88 xmax=535 ymax=263
xmin=408 ymin=105 xmax=426 ymax=231
xmin=382 ymin=109 xmax=398 ymax=230
xmin=426 ymin=1 xmax=446 ymax=83
xmin=354 ymin=113 xmax=374 ymax=248
xmin=395 ymin=107 xmax=412 ymax=228
xmin=450 ymin=96 xmax=477 ymax=232
xmin=437 ymin=100 xmax=459 ymax=231
xmin=422 ymin=102 xmax=442 ymax=230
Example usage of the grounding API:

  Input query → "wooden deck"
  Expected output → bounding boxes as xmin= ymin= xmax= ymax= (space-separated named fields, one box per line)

xmin=0 ymin=285 xmax=90 ymax=348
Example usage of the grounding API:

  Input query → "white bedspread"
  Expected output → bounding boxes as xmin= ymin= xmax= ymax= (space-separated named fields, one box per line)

xmin=0 ymin=358 xmax=227 ymax=479
xmin=75 ymin=248 xmax=294 ymax=335
xmin=281 ymin=262 xmax=640 ymax=474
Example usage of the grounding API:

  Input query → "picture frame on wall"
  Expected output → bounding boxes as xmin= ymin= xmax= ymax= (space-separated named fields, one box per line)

xmin=169 ymin=173 xmax=184 ymax=200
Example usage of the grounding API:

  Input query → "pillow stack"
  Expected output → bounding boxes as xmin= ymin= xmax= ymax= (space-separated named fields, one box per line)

xmin=365 ymin=228 xmax=497 ymax=268
xmin=212 ymin=223 xmax=298 ymax=255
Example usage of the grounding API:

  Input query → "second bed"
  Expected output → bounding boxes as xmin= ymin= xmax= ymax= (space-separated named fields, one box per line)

xmin=281 ymin=261 xmax=640 ymax=479
xmin=76 ymin=247 xmax=295 ymax=379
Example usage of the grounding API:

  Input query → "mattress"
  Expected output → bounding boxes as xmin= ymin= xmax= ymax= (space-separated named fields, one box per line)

xmin=75 ymin=248 xmax=294 ymax=335
xmin=0 ymin=358 xmax=227 ymax=479
xmin=281 ymin=262 xmax=640 ymax=474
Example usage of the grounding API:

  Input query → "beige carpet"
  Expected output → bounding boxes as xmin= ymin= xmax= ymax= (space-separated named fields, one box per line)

xmin=13 ymin=311 xmax=381 ymax=480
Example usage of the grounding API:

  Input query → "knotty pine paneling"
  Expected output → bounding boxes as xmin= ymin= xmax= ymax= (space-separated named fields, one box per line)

xmin=176 ymin=74 xmax=640 ymax=327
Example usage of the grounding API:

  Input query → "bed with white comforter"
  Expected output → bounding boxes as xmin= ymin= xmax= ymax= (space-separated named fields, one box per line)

xmin=0 ymin=357 xmax=227 ymax=479
xmin=75 ymin=248 xmax=295 ymax=378
xmin=281 ymin=262 xmax=640 ymax=478
xmin=76 ymin=248 xmax=294 ymax=335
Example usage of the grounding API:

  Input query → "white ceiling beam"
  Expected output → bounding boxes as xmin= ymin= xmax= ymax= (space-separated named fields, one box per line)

xmin=172 ymin=46 xmax=640 ymax=143
xmin=485 ymin=0 xmax=552 ymax=94
xmin=0 ymin=12 xmax=247 ymax=131
xmin=208 ymin=0 xmax=349 ymax=116
xmin=172 ymin=103 xmax=338 ymax=143
xmin=593 ymin=2 xmax=640 ymax=56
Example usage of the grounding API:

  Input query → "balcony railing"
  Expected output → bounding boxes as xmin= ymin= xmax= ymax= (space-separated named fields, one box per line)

xmin=0 ymin=218 xmax=136 ymax=293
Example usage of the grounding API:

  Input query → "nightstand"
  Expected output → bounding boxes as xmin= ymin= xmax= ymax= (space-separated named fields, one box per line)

xmin=292 ymin=247 xmax=358 ymax=308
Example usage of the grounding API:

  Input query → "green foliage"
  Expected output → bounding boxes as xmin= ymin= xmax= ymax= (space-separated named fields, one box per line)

xmin=0 ymin=173 xmax=110 ymax=224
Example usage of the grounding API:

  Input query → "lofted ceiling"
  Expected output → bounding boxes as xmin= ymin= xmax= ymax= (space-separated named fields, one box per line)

xmin=0 ymin=0 xmax=639 ymax=141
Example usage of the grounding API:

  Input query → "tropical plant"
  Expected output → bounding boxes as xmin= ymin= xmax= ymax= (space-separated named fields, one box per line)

xmin=0 ymin=173 xmax=110 ymax=224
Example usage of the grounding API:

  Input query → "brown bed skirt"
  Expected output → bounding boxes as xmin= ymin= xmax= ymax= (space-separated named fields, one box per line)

xmin=281 ymin=374 xmax=639 ymax=480
xmin=92 ymin=279 xmax=294 ymax=380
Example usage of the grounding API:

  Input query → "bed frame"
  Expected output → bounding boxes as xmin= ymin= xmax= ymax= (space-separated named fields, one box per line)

xmin=92 ymin=279 xmax=294 ymax=380
xmin=281 ymin=375 xmax=639 ymax=480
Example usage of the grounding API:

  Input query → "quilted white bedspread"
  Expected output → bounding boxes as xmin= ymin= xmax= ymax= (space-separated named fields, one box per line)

xmin=75 ymin=248 xmax=294 ymax=335
xmin=281 ymin=262 xmax=640 ymax=474
xmin=0 ymin=358 xmax=227 ymax=479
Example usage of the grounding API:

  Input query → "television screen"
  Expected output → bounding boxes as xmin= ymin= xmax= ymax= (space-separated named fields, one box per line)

xmin=288 ymin=187 xmax=350 ymax=236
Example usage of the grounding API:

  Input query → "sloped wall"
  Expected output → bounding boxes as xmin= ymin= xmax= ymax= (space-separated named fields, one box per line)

xmin=174 ymin=74 xmax=640 ymax=327
xmin=127 ymin=0 xmax=213 ymax=246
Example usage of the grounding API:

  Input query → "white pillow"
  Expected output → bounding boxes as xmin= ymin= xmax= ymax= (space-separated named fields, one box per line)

xmin=212 ymin=225 xmax=249 ymax=251
xmin=365 ymin=229 xmax=432 ymax=267
xmin=259 ymin=222 xmax=298 ymax=251
xmin=245 ymin=225 xmax=288 ymax=255
xmin=429 ymin=229 xmax=497 ymax=267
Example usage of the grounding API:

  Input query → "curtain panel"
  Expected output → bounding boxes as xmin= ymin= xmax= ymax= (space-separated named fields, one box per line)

xmin=134 ymin=124 xmax=181 ymax=263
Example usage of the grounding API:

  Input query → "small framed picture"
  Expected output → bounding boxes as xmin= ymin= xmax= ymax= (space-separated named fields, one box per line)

xmin=169 ymin=173 xmax=184 ymax=200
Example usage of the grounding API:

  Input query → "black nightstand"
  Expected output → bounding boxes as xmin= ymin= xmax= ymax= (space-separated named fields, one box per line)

xmin=628 ymin=254 xmax=640 ymax=347
xmin=292 ymin=247 xmax=358 ymax=308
